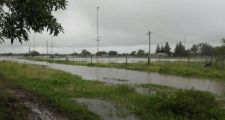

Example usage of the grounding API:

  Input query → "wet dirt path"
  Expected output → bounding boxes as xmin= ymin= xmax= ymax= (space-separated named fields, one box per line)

xmin=0 ymin=75 xmax=68 ymax=120
xmin=9 ymin=90 xmax=68 ymax=120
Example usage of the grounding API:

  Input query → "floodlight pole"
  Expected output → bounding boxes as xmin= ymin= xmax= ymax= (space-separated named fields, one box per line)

xmin=51 ymin=35 xmax=53 ymax=55
xmin=46 ymin=40 xmax=48 ymax=55
xmin=96 ymin=6 xmax=100 ymax=63
xmin=97 ymin=6 xmax=100 ymax=54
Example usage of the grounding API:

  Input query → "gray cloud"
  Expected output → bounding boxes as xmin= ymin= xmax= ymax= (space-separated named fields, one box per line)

xmin=1 ymin=0 xmax=225 ymax=53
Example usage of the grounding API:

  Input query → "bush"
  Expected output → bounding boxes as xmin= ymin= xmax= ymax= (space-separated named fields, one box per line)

xmin=154 ymin=90 xmax=225 ymax=120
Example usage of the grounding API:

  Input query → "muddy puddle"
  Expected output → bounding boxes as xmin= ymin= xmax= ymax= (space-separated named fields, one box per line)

xmin=74 ymin=98 xmax=139 ymax=120
xmin=10 ymin=90 xmax=67 ymax=120
xmin=135 ymin=87 xmax=157 ymax=95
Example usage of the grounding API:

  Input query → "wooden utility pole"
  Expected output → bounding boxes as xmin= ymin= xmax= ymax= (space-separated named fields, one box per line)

xmin=147 ymin=30 xmax=152 ymax=65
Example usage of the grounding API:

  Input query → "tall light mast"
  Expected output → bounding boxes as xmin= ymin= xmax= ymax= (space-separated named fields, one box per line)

xmin=51 ymin=35 xmax=53 ymax=55
xmin=96 ymin=6 xmax=100 ymax=54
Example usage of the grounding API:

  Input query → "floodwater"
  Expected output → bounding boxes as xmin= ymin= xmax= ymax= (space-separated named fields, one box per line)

xmin=53 ymin=56 xmax=205 ymax=64
xmin=1 ymin=58 xmax=225 ymax=95
xmin=74 ymin=98 xmax=139 ymax=120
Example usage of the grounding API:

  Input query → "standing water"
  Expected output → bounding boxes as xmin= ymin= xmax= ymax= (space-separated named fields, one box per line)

xmin=2 ymin=58 xmax=225 ymax=95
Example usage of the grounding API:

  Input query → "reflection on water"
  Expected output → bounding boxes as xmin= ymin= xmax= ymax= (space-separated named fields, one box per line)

xmin=2 ymin=58 xmax=225 ymax=95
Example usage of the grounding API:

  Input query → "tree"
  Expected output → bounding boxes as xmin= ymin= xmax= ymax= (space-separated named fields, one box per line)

xmin=160 ymin=44 xmax=165 ymax=53
xmin=108 ymin=51 xmax=117 ymax=56
xmin=191 ymin=44 xmax=198 ymax=55
xmin=156 ymin=44 xmax=160 ymax=53
xmin=137 ymin=49 xmax=145 ymax=57
xmin=198 ymin=43 xmax=213 ymax=56
xmin=0 ymin=0 xmax=67 ymax=44
xmin=164 ymin=42 xmax=171 ymax=56
xmin=130 ymin=51 xmax=136 ymax=56
xmin=222 ymin=38 xmax=225 ymax=46
xmin=174 ymin=41 xmax=186 ymax=57
xmin=30 ymin=50 xmax=40 ymax=56
xmin=81 ymin=49 xmax=91 ymax=56
xmin=96 ymin=51 xmax=108 ymax=56
xmin=213 ymin=39 xmax=225 ymax=67
xmin=71 ymin=52 xmax=78 ymax=56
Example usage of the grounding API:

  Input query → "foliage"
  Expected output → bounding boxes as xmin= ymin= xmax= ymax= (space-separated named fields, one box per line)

xmin=198 ymin=43 xmax=213 ymax=56
xmin=96 ymin=51 xmax=108 ymax=56
xmin=174 ymin=41 xmax=186 ymax=57
xmin=191 ymin=44 xmax=198 ymax=54
xmin=164 ymin=42 xmax=171 ymax=56
xmin=81 ymin=49 xmax=91 ymax=56
xmin=156 ymin=42 xmax=171 ymax=56
xmin=71 ymin=52 xmax=78 ymax=56
xmin=156 ymin=44 xmax=160 ymax=53
xmin=0 ymin=61 xmax=224 ymax=120
xmin=108 ymin=50 xmax=118 ymax=56
xmin=29 ymin=50 xmax=40 ymax=56
xmin=155 ymin=90 xmax=224 ymax=120
xmin=137 ymin=49 xmax=145 ymax=57
xmin=213 ymin=39 xmax=225 ymax=64
xmin=130 ymin=51 xmax=136 ymax=56
xmin=0 ymin=0 xmax=67 ymax=44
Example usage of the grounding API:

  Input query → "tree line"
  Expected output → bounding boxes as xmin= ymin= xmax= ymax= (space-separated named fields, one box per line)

xmin=155 ymin=40 xmax=225 ymax=58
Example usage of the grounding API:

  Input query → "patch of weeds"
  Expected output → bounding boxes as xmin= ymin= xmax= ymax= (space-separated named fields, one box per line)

xmin=153 ymin=90 xmax=225 ymax=120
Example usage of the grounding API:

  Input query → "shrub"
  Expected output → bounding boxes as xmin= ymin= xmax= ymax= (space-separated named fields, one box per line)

xmin=154 ymin=90 xmax=225 ymax=120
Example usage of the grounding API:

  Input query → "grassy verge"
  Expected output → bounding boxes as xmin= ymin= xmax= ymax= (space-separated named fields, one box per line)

xmin=27 ymin=57 xmax=225 ymax=80
xmin=0 ymin=61 xmax=224 ymax=120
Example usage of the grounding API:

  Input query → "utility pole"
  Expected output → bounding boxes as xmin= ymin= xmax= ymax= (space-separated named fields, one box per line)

xmin=147 ymin=30 xmax=152 ymax=65
xmin=51 ymin=35 xmax=53 ymax=55
xmin=46 ymin=40 xmax=48 ymax=55
xmin=73 ymin=48 xmax=75 ymax=61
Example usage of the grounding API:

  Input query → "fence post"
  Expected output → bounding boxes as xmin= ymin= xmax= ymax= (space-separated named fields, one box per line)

xmin=126 ymin=55 xmax=128 ymax=65
xmin=91 ymin=55 xmax=93 ymax=64
xmin=108 ymin=57 xmax=110 ymax=64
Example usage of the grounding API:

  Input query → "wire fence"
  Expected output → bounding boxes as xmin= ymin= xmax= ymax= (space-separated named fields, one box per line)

xmin=50 ymin=56 xmax=211 ymax=64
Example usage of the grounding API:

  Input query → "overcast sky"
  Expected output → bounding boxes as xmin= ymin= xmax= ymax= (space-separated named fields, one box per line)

xmin=1 ymin=0 xmax=225 ymax=54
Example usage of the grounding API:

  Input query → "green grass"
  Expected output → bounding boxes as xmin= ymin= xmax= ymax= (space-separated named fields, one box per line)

xmin=27 ymin=57 xmax=225 ymax=80
xmin=0 ymin=61 xmax=224 ymax=120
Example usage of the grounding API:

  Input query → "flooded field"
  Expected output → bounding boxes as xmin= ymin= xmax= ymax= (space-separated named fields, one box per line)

xmin=46 ymin=56 xmax=206 ymax=64
xmin=0 ymin=58 xmax=224 ymax=120
xmin=2 ymin=58 xmax=224 ymax=96
xmin=75 ymin=98 xmax=139 ymax=120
